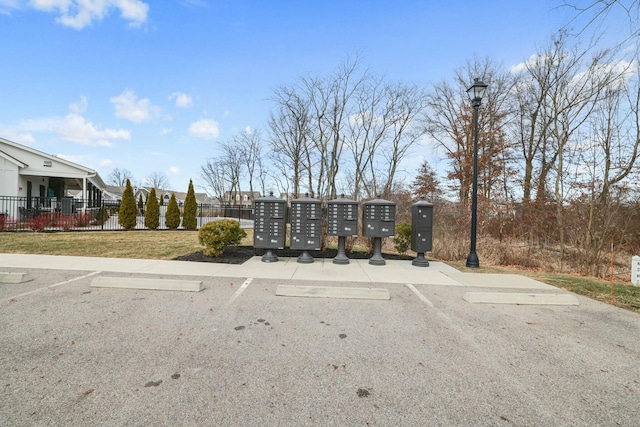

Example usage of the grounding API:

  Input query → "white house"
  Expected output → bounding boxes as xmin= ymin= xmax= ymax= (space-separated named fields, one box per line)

xmin=0 ymin=137 xmax=106 ymax=219
xmin=223 ymin=190 xmax=261 ymax=208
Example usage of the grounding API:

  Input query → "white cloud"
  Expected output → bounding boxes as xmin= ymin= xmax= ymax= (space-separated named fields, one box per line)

xmin=110 ymin=89 xmax=160 ymax=123
xmin=159 ymin=127 xmax=172 ymax=135
xmin=27 ymin=0 xmax=149 ymax=30
xmin=3 ymin=112 xmax=129 ymax=147
xmin=99 ymin=158 xmax=114 ymax=168
xmin=223 ymin=110 xmax=231 ymax=117
xmin=169 ymin=92 xmax=193 ymax=108
xmin=57 ymin=113 xmax=130 ymax=146
xmin=0 ymin=127 xmax=36 ymax=145
xmin=180 ymin=0 xmax=209 ymax=8
xmin=0 ymin=0 xmax=21 ymax=15
xmin=167 ymin=166 xmax=180 ymax=175
xmin=244 ymin=125 xmax=252 ymax=135
xmin=189 ymin=118 xmax=219 ymax=139
xmin=69 ymin=95 xmax=88 ymax=114
xmin=510 ymin=54 xmax=544 ymax=74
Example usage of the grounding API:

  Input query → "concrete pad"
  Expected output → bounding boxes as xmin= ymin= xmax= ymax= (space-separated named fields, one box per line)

xmin=138 ymin=260 xmax=231 ymax=276
xmin=218 ymin=256 xmax=300 ymax=280
xmin=0 ymin=272 xmax=32 ymax=283
xmin=358 ymin=260 xmax=464 ymax=286
xmin=290 ymin=258 xmax=371 ymax=282
xmin=446 ymin=272 xmax=557 ymax=290
xmin=91 ymin=276 xmax=203 ymax=292
xmin=463 ymin=292 xmax=579 ymax=305
xmin=276 ymin=284 xmax=390 ymax=300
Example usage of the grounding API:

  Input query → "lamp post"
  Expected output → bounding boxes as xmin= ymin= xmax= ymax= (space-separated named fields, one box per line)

xmin=466 ymin=78 xmax=487 ymax=269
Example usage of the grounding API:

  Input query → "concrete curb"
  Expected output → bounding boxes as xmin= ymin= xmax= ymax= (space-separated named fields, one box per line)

xmin=276 ymin=284 xmax=390 ymax=300
xmin=463 ymin=292 xmax=579 ymax=306
xmin=91 ymin=276 xmax=204 ymax=292
xmin=0 ymin=272 xmax=32 ymax=283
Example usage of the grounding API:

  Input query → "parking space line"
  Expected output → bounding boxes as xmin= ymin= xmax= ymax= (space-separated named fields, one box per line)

xmin=49 ymin=271 xmax=102 ymax=289
xmin=4 ymin=271 xmax=101 ymax=302
xmin=226 ymin=277 xmax=253 ymax=306
xmin=406 ymin=283 xmax=434 ymax=307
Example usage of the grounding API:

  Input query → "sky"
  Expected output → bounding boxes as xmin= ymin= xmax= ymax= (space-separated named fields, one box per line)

xmin=0 ymin=0 xmax=626 ymax=193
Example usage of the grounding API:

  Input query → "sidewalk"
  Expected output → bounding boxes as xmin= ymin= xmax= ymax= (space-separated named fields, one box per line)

xmin=0 ymin=252 xmax=558 ymax=290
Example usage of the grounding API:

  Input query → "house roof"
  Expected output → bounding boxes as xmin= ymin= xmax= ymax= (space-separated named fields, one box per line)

xmin=0 ymin=137 xmax=106 ymax=190
xmin=0 ymin=149 xmax=28 ymax=168
xmin=139 ymin=187 xmax=210 ymax=203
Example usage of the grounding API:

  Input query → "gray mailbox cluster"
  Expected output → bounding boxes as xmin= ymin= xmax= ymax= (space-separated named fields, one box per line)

xmin=411 ymin=198 xmax=434 ymax=267
xmin=290 ymin=194 xmax=321 ymax=263
xmin=327 ymin=195 xmax=359 ymax=264
xmin=254 ymin=193 xmax=433 ymax=267
xmin=253 ymin=192 xmax=287 ymax=262
xmin=362 ymin=197 xmax=396 ymax=265
xmin=327 ymin=196 xmax=358 ymax=236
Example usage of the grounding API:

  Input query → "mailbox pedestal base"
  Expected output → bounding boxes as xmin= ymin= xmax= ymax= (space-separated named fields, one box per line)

xmin=369 ymin=237 xmax=386 ymax=266
xmin=333 ymin=236 xmax=350 ymax=265
xmin=261 ymin=249 xmax=278 ymax=263
xmin=412 ymin=253 xmax=430 ymax=267
xmin=297 ymin=251 xmax=314 ymax=264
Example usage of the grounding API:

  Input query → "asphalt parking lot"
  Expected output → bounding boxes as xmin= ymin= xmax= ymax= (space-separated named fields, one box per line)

xmin=1 ymin=262 xmax=639 ymax=426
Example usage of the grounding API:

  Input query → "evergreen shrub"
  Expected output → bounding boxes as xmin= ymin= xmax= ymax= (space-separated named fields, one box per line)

xmin=144 ymin=187 xmax=160 ymax=230
xmin=183 ymin=179 xmax=198 ymax=230
xmin=198 ymin=219 xmax=247 ymax=257
xmin=393 ymin=222 xmax=412 ymax=254
xmin=165 ymin=193 xmax=181 ymax=229
xmin=118 ymin=179 xmax=137 ymax=230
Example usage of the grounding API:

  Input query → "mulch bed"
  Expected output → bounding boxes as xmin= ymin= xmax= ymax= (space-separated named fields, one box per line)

xmin=173 ymin=246 xmax=414 ymax=264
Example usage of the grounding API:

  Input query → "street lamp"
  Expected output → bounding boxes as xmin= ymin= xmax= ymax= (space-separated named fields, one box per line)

xmin=466 ymin=78 xmax=487 ymax=269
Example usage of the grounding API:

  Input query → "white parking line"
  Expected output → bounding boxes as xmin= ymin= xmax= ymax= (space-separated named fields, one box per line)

xmin=4 ymin=271 xmax=101 ymax=302
xmin=226 ymin=277 xmax=253 ymax=306
xmin=406 ymin=283 xmax=434 ymax=307
xmin=49 ymin=271 xmax=102 ymax=288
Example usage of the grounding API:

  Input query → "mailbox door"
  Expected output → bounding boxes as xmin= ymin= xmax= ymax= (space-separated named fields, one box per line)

xmin=411 ymin=204 xmax=433 ymax=252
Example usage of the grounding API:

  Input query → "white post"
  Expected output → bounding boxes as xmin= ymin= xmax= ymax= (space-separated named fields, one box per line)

xmin=632 ymin=256 xmax=640 ymax=286
xmin=82 ymin=177 xmax=87 ymax=213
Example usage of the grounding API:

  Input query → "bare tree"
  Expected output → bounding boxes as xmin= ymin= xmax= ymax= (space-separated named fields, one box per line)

xmin=345 ymin=74 xmax=388 ymax=199
xmin=269 ymin=86 xmax=310 ymax=198
xmin=269 ymin=57 xmax=372 ymax=200
xmin=220 ymin=139 xmax=244 ymax=204
xmin=426 ymin=58 xmax=515 ymax=205
xmin=574 ymin=63 xmax=640 ymax=275
xmin=108 ymin=168 xmax=134 ymax=187
xmin=145 ymin=171 xmax=169 ymax=190
xmin=378 ymin=81 xmax=430 ymax=197
xmin=199 ymin=158 xmax=229 ymax=204
xmin=235 ymin=128 xmax=263 ymax=203
xmin=559 ymin=0 xmax=640 ymax=42
xmin=309 ymin=58 xmax=366 ymax=199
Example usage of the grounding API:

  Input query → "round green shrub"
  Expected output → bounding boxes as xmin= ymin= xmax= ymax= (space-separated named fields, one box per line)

xmin=198 ymin=219 xmax=247 ymax=257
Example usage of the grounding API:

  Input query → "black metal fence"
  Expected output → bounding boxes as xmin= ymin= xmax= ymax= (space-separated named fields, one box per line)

xmin=0 ymin=196 xmax=254 ymax=232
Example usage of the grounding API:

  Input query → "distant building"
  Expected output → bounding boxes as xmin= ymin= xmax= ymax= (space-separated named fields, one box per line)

xmin=136 ymin=187 xmax=211 ymax=206
xmin=0 ymin=136 xmax=106 ymax=218
xmin=223 ymin=190 xmax=260 ymax=208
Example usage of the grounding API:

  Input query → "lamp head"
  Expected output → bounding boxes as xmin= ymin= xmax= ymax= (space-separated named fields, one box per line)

xmin=467 ymin=78 xmax=488 ymax=107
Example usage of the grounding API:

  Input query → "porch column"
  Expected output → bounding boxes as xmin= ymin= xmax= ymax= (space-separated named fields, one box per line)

xmin=82 ymin=177 xmax=87 ymax=212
